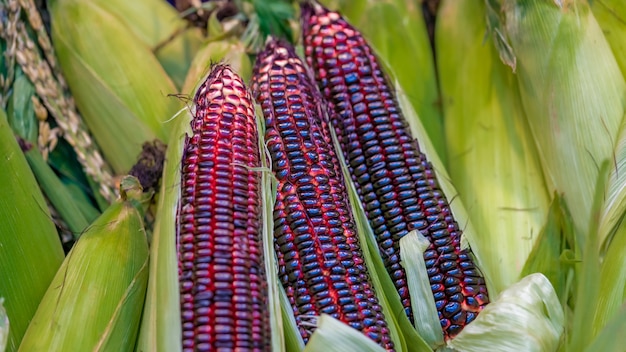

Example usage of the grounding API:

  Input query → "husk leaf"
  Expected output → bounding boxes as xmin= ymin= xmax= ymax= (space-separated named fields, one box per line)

xmin=17 ymin=177 xmax=149 ymax=351
xmin=49 ymin=0 xmax=182 ymax=173
xmin=499 ymin=0 xmax=626 ymax=243
xmin=0 ymin=110 xmax=64 ymax=352
xmin=304 ymin=314 xmax=385 ymax=352
xmin=590 ymin=0 xmax=626 ymax=79
xmin=136 ymin=108 xmax=189 ymax=352
xmin=446 ymin=273 xmax=564 ymax=352
xmin=399 ymin=231 xmax=444 ymax=348
xmin=256 ymin=105 xmax=287 ymax=352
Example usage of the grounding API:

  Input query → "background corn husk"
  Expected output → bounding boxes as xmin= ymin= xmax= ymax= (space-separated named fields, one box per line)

xmin=437 ymin=0 xmax=550 ymax=293
xmin=49 ymin=0 xmax=184 ymax=174
xmin=0 ymin=109 xmax=65 ymax=352
xmin=493 ymin=0 xmax=626 ymax=247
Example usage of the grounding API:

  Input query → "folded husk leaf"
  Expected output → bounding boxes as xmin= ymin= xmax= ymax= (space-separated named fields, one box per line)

xmin=446 ymin=273 xmax=564 ymax=352
xmin=17 ymin=177 xmax=149 ymax=351
xmin=520 ymin=195 xmax=576 ymax=307
xmin=399 ymin=231 xmax=444 ymax=348
xmin=0 ymin=110 xmax=65 ymax=352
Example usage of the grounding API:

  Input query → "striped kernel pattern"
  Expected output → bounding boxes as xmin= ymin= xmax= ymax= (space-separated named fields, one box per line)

xmin=178 ymin=64 xmax=270 ymax=351
xmin=301 ymin=1 xmax=489 ymax=339
xmin=251 ymin=38 xmax=394 ymax=351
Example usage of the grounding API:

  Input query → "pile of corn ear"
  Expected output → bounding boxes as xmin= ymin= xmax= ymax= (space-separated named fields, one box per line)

xmin=1 ymin=0 xmax=626 ymax=351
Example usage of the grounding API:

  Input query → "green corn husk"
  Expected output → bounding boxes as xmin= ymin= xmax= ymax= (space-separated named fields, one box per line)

xmin=585 ymin=303 xmax=626 ymax=352
xmin=0 ymin=109 xmax=65 ymax=352
xmin=49 ymin=0 xmax=183 ymax=174
xmin=155 ymin=29 xmax=205 ymax=90
xmin=437 ymin=0 xmax=550 ymax=293
xmin=565 ymin=161 xmax=609 ymax=350
xmin=5 ymin=61 xmax=100 ymax=234
xmin=17 ymin=176 xmax=149 ymax=352
xmin=521 ymin=194 xmax=576 ymax=308
xmin=85 ymin=0 xmax=187 ymax=48
xmin=399 ymin=231 xmax=444 ymax=348
xmin=590 ymin=0 xmax=626 ymax=78
xmin=84 ymin=0 xmax=205 ymax=90
xmin=135 ymin=107 xmax=186 ymax=352
xmin=6 ymin=71 xmax=38 ymax=144
xmin=592 ymin=215 xmax=626 ymax=338
xmin=319 ymin=0 xmax=446 ymax=163
xmin=23 ymin=148 xmax=96 ymax=237
xmin=494 ymin=0 xmax=626 ymax=244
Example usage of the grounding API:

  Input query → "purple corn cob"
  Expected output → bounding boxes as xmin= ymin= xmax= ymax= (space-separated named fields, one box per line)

xmin=301 ymin=1 xmax=489 ymax=340
xmin=177 ymin=64 xmax=270 ymax=351
xmin=251 ymin=38 xmax=394 ymax=351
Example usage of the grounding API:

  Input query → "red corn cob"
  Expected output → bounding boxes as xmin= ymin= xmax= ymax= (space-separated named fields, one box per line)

xmin=177 ymin=64 xmax=270 ymax=351
xmin=301 ymin=1 xmax=489 ymax=340
xmin=251 ymin=38 xmax=394 ymax=351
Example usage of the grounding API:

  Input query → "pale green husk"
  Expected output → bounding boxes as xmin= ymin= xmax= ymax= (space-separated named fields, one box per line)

xmin=446 ymin=273 xmax=564 ymax=352
xmin=592 ymin=216 xmax=626 ymax=337
xmin=437 ymin=0 xmax=550 ymax=293
xmin=304 ymin=315 xmax=385 ymax=352
xmin=0 ymin=110 xmax=65 ymax=352
xmin=136 ymin=108 xmax=189 ymax=352
xmin=84 ymin=0 xmax=204 ymax=89
xmin=498 ymin=0 xmax=626 ymax=244
xmin=590 ymin=0 xmax=626 ymax=78
xmin=17 ymin=177 xmax=149 ymax=351
xmin=585 ymin=303 xmax=626 ymax=352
